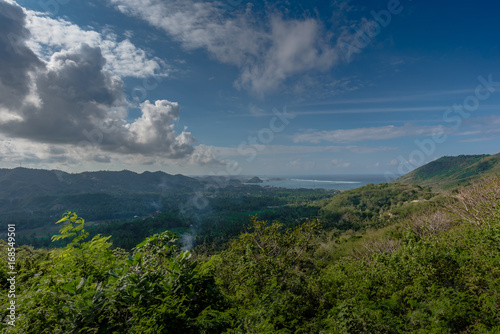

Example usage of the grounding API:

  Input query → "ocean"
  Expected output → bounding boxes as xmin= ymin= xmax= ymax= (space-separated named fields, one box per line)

xmin=249 ymin=175 xmax=388 ymax=191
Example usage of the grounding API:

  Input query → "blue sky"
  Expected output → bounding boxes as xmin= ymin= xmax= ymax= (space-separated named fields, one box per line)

xmin=0 ymin=0 xmax=499 ymax=176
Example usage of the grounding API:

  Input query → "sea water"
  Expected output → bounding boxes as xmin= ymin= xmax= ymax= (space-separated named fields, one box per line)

xmin=251 ymin=175 xmax=387 ymax=191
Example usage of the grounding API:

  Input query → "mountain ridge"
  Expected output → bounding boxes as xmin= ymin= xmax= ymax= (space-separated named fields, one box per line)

xmin=0 ymin=167 xmax=203 ymax=199
xmin=395 ymin=153 xmax=500 ymax=189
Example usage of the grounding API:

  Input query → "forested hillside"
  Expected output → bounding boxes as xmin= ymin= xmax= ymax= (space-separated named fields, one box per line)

xmin=4 ymin=186 xmax=337 ymax=251
xmin=396 ymin=153 xmax=500 ymax=189
xmin=0 ymin=168 xmax=205 ymax=229
xmin=1 ymin=176 xmax=499 ymax=333
xmin=317 ymin=182 xmax=443 ymax=231
xmin=0 ymin=168 xmax=203 ymax=197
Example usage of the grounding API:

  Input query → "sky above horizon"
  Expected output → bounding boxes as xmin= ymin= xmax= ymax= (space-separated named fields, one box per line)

xmin=0 ymin=0 xmax=499 ymax=177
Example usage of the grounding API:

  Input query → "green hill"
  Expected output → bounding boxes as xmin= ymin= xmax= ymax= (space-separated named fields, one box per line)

xmin=396 ymin=153 xmax=500 ymax=190
xmin=0 ymin=168 xmax=203 ymax=199
xmin=317 ymin=182 xmax=441 ymax=231
xmin=0 ymin=168 xmax=205 ymax=229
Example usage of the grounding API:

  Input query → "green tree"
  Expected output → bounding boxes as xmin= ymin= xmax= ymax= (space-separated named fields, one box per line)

xmin=213 ymin=217 xmax=323 ymax=332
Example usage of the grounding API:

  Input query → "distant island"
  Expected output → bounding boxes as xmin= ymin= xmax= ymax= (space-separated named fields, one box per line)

xmin=246 ymin=176 xmax=264 ymax=183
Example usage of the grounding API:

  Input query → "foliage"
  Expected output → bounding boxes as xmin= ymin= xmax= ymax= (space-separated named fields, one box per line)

xmin=396 ymin=153 xmax=500 ymax=190
xmin=1 ymin=177 xmax=500 ymax=333
xmin=448 ymin=176 xmax=500 ymax=227
xmin=212 ymin=217 xmax=322 ymax=332
xmin=0 ymin=212 xmax=228 ymax=333
xmin=319 ymin=219 xmax=500 ymax=333
xmin=51 ymin=211 xmax=89 ymax=246
xmin=8 ymin=186 xmax=336 ymax=253
xmin=319 ymin=182 xmax=437 ymax=231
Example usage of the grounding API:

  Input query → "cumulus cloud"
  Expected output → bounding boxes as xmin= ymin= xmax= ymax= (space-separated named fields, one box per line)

xmin=0 ymin=43 xmax=124 ymax=144
xmin=0 ymin=0 xmax=200 ymax=167
xmin=189 ymin=145 xmax=225 ymax=166
xmin=108 ymin=0 xmax=345 ymax=96
xmin=293 ymin=124 xmax=448 ymax=144
xmin=24 ymin=9 xmax=169 ymax=78
xmin=0 ymin=43 xmax=194 ymax=157
xmin=123 ymin=100 xmax=195 ymax=156
xmin=0 ymin=1 xmax=43 ymax=108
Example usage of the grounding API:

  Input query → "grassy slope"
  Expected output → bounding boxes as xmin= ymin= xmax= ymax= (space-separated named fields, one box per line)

xmin=396 ymin=153 xmax=500 ymax=190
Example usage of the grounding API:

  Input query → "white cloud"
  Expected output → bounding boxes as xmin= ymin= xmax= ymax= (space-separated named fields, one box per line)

xmin=0 ymin=133 xmax=202 ymax=172
xmin=235 ymin=16 xmax=338 ymax=95
xmin=293 ymin=124 xmax=447 ymax=144
xmin=296 ymin=89 xmax=478 ymax=107
xmin=332 ymin=159 xmax=351 ymax=168
xmin=108 ymin=0 xmax=348 ymax=96
xmin=111 ymin=0 xmax=261 ymax=64
xmin=124 ymin=100 xmax=195 ymax=157
xmin=0 ymin=137 xmax=78 ymax=167
xmin=0 ymin=1 xmax=201 ymax=169
xmin=287 ymin=158 xmax=316 ymax=170
xmin=248 ymin=103 xmax=265 ymax=116
xmin=208 ymin=144 xmax=396 ymax=156
xmin=24 ymin=9 xmax=168 ymax=78
xmin=233 ymin=105 xmax=450 ymax=117
xmin=189 ymin=145 xmax=226 ymax=166
xmin=457 ymin=115 xmax=500 ymax=143
xmin=345 ymin=145 xmax=397 ymax=154
xmin=0 ymin=1 xmax=44 ymax=110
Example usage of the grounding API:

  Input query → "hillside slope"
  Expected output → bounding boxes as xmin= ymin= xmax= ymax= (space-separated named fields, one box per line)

xmin=317 ymin=182 xmax=441 ymax=231
xmin=0 ymin=168 xmax=205 ymax=228
xmin=396 ymin=153 xmax=500 ymax=189
xmin=0 ymin=167 xmax=203 ymax=199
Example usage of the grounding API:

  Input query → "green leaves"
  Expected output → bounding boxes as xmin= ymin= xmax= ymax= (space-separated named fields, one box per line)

xmin=212 ymin=217 xmax=322 ymax=332
xmin=3 ymin=178 xmax=500 ymax=333
xmin=51 ymin=211 xmax=89 ymax=247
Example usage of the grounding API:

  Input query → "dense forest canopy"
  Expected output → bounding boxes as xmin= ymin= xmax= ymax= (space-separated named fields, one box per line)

xmin=1 ymin=175 xmax=499 ymax=333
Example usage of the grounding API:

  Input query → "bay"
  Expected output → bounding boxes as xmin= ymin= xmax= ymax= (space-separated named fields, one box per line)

xmin=246 ymin=174 xmax=388 ymax=191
